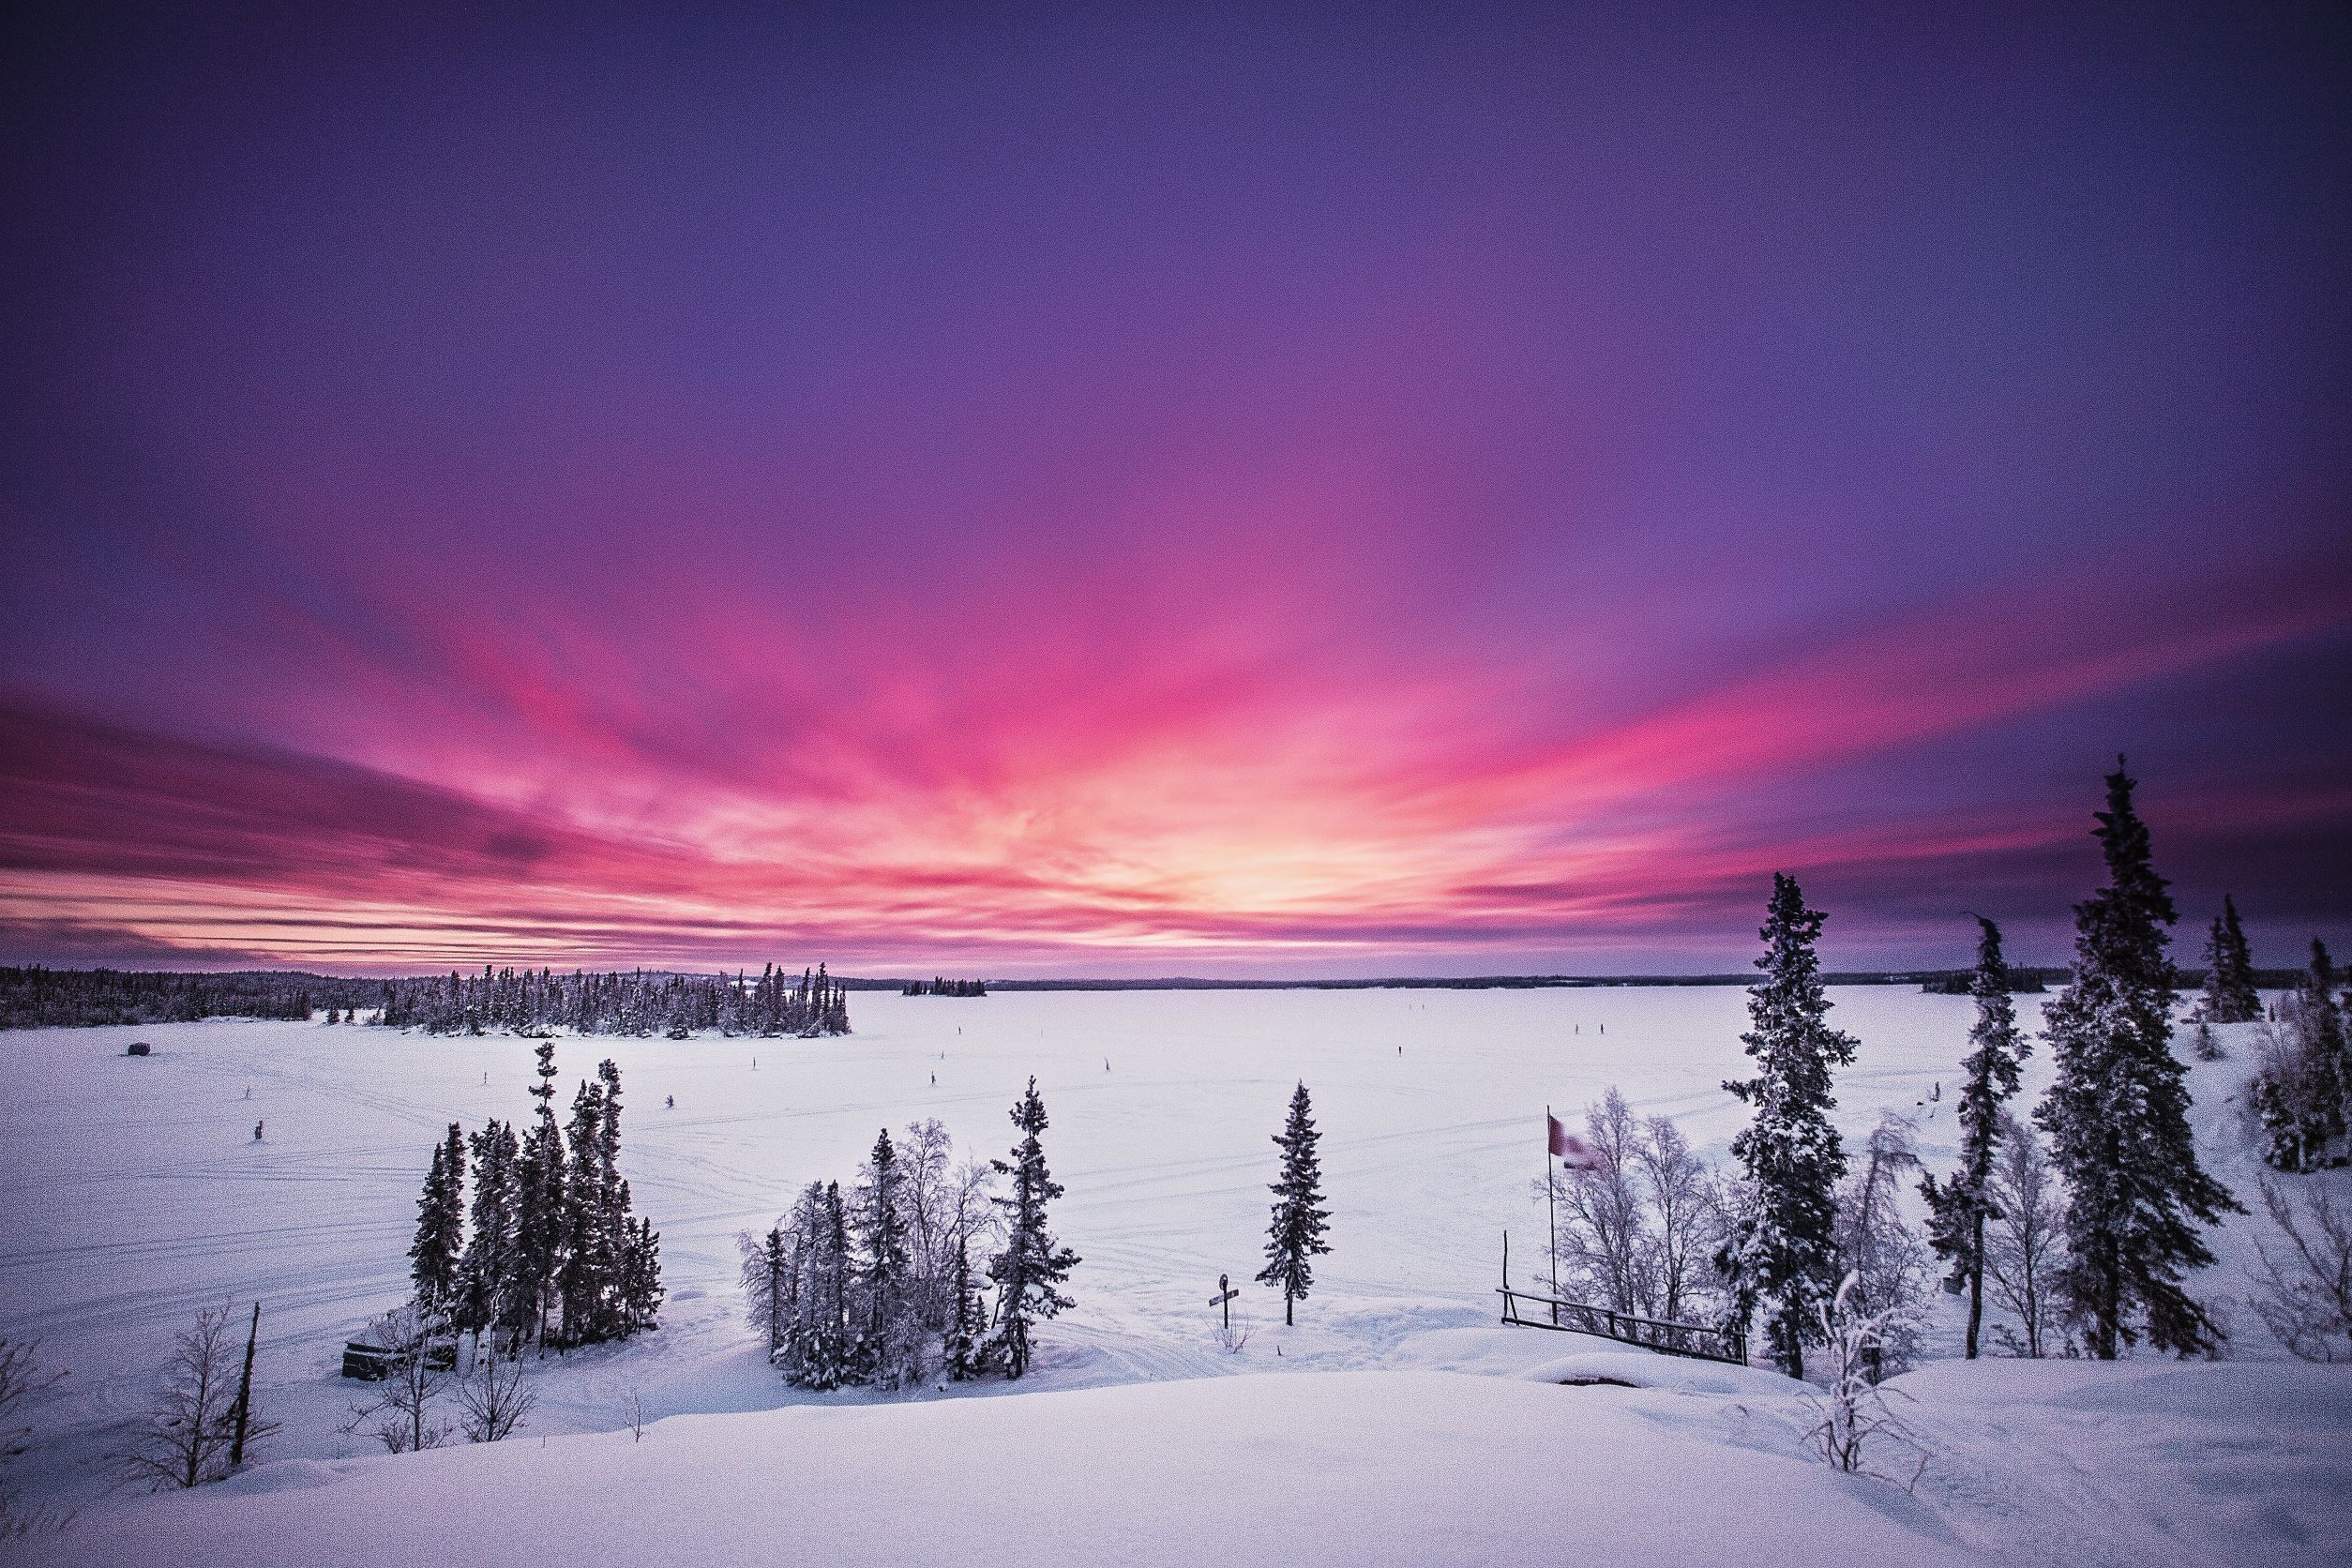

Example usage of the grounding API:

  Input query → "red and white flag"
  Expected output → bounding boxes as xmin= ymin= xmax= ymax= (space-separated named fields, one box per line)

xmin=1548 ymin=1113 xmax=1607 ymax=1171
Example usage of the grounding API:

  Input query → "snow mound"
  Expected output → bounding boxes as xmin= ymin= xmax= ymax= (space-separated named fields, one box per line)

xmin=23 ymin=1370 xmax=1967 ymax=1568
xmin=1520 ymin=1349 xmax=1798 ymax=1397
xmin=212 ymin=1458 xmax=367 ymax=1496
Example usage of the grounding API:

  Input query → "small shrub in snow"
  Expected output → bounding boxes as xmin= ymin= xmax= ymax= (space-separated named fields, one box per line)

xmin=340 ymin=1304 xmax=454 ymax=1455
xmin=0 ymin=1337 xmax=67 ymax=1533
xmin=457 ymin=1346 xmax=535 ymax=1443
xmin=1802 ymin=1274 xmax=1928 ymax=1489
xmin=2249 ymin=1176 xmax=2352 ymax=1362
xmin=110 ymin=1304 xmax=270 ymax=1490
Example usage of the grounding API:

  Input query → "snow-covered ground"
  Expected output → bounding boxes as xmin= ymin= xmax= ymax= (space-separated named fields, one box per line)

xmin=3 ymin=987 xmax=2344 ymax=1563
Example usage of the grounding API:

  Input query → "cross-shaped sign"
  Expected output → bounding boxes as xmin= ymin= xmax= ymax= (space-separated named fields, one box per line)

xmin=1212 ymin=1271 xmax=1240 ymax=1328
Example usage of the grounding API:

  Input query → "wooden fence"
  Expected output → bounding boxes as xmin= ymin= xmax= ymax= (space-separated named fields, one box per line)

xmin=1496 ymin=1285 xmax=1749 ymax=1366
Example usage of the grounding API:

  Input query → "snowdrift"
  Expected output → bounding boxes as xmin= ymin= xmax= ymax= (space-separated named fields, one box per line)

xmin=21 ymin=1369 xmax=1963 ymax=1568
xmin=26 ymin=1359 xmax=2352 ymax=1568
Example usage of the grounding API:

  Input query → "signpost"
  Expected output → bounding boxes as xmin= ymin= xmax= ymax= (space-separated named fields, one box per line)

xmin=1211 ymin=1272 xmax=1240 ymax=1332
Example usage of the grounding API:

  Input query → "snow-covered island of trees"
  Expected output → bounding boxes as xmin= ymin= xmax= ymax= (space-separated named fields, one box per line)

xmin=3 ymin=765 xmax=2349 ymax=1565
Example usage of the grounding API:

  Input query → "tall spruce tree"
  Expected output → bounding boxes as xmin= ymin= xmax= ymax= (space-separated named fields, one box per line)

xmin=1717 ymin=873 xmax=1858 ymax=1378
xmin=457 ymin=1119 xmax=521 ymax=1347
xmin=778 ymin=1182 xmax=843 ymax=1388
xmin=852 ymin=1127 xmax=913 ymax=1385
xmin=596 ymin=1061 xmax=628 ymax=1310
xmin=557 ymin=1076 xmax=610 ymax=1345
xmin=945 ymin=1224 xmax=985 ymax=1381
xmin=2200 ymin=896 xmax=2262 ymax=1023
xmin=1919 ymin=919 xmax=2030 ymax=1358
xmin=619 ymin=1215 xmax=664 ymax=1334
xmin=814 ymin=1181 xmax=852 ymax=1387
xmin=1256 ymin=1081 xmax=1332 ymax=1326
xmin=2037 ymin=759 xmax=2240 ymax=1358
xmin=987 ymin=1077 xmax=1079 ymax=1379
xmin=514 ymin=1041 xmax=567 ymax=1348
xmin=2295 ymin=940 xmax=2348 ymax=1141
xmin=409 ymin=1123 xmax=467 ymax=1324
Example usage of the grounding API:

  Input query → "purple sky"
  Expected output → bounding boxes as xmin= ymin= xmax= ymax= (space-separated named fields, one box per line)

xmin=3 ymin=3 xmax=2347 ymax=976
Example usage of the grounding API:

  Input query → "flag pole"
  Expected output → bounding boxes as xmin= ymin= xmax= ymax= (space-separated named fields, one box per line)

xmin=1545 ymin=1105 xmax=1560 ymax=1324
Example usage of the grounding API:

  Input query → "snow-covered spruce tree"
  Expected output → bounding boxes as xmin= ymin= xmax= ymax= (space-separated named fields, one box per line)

xmin=1257 ymin=1081 xmax=1333 ymax=1326
xmin=620 ymin=1215 xmax=663 ymax=1334
xmin=409 ymin=1123 xmax=467 ymax=1325
xmin=514 ymin=1040 xmax=567 ymax=1349
xmin=1718 ymin=873 xmax=1859 ymax=1378
xmin=457 ymin=1120 xmax=521 ymax=1349
xmin=596 ymin=1060 xmax=630 ymax=1333
xmin=779 ymin=1181 xmax=853 ymax=1389
xmin=2251 ymin=942 xmax=2350 ymax=1172
xmin=987 ymin=1077 xmax=1079 ymax=1379
xmin=945 ymin=1225 xmax=986 ymax=1380
xmin=2036 ymin=759 xmax=2239 ymax=1358
xmin=2200 ymin=896 xmax=2262 ymax=1024
xmin=1919 ymin=917 xmax=2031 ymax=1359
xmin=852 ymin=1127 xmax=916 ymax=1385
xmin=556 ymin=1074 xmax=610 ymax=1346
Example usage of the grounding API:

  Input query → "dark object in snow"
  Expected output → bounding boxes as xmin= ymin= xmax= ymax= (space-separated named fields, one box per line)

xmin=126 ymin=1041 xmax=151 ymax=1056
xmin=253 ymin=1121 xmax=264 ymax=1140
xmin=341 ymin=1336 xmax=456 ymax=1380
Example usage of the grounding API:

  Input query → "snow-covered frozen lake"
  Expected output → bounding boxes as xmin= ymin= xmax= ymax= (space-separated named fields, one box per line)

xmin=0 ymin=984 xmax=2298 ymax=1519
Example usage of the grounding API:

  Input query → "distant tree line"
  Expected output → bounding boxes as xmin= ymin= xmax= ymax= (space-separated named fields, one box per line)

xmin=1916 ymin=967 xmax=2051 ymax=995
xmin=901 ymin=976 xmax=988 ymax=996
xmin=0 ymin=967 xmax=380 ymax=1028
xmin=377 ymin=963 xmax=850 ymax=1037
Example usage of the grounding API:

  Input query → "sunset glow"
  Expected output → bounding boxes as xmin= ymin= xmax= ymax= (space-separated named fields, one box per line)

xmin=4 ymin=6 xmax=2347 ymax=974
